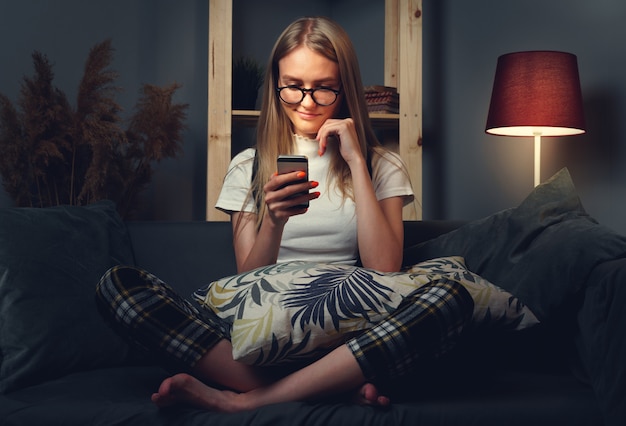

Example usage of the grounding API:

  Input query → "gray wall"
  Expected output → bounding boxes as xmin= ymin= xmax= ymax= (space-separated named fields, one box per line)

xmin=1 ymin=1 xmax=626 ymax=235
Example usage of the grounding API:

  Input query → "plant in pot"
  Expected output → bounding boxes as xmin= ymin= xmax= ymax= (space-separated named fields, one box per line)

xmin=232 ymin=56 xmax=264 ymax=110
xmin=0 ymin=39 xmax=188 ymax=218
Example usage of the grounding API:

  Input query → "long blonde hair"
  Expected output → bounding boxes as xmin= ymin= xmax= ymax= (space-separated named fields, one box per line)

xmin=247 ymin=16 xmax=384 ymax=229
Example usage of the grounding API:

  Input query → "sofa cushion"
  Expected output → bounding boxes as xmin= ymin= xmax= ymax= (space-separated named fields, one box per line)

xmin=0 ymin=364 xmax=602 ymax=426
xmin=0 ymin=201 xmax=135 ymax=393
xmin=403 ymin=168 xmax=626 ymax=321
xmin=576 ymin=258 xmax=626 ymax=426
xmin=193 ymin=257 xmax=537 ymax=365
xmin=0 ymin=357 xmax=602 ymax=426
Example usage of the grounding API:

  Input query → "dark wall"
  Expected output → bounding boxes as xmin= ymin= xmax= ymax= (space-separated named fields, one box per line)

xmin=1 ymin=1 xmax=625 ymax=235
xmin=0 ymin=0 xmax=210 ymax=220
xmin=0 ymin=0 xmax=383 ymax=220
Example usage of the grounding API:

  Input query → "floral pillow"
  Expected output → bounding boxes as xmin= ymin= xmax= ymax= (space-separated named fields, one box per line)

xmin=193 ymin=257 xmax=538 ymax=366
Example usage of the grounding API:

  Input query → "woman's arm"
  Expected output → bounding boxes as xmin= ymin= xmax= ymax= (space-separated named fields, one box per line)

xmin=231 ymin=211 xmax=283 ymax=273
xmin=231 ymin=172 xmax=320 ymax=273
xmin=317 ymin=118 xmax=406 ymax=272
xmin=349 ymin=156 xmax=405 ymax=272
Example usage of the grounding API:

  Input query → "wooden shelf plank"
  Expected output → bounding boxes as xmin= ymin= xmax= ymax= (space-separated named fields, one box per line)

xmin=232 ymin=110 xmax=400 ymax=128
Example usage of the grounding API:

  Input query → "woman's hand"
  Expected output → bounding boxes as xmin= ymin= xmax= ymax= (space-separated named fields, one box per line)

xmin=263 ymin=171 xmax=320 ymax=226
xmin=316 ymin=118 xmax=364 ymax=165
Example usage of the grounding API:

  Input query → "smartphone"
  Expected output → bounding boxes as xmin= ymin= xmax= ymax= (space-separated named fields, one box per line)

xmin=277 ymin=155 xmax=309 ymax=208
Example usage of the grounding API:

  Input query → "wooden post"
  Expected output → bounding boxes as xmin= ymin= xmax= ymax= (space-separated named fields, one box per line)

xmin=384 ymin=0 xmax=399 ymax=87
xmin=207 ymin=0 xmax=232 ymax=221
xmin=398 ymin=0 xmax=423 ymax=220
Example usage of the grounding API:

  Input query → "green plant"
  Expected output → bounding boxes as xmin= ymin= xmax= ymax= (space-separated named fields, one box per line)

xmin=0 ymin=39 xmax=188 ymax=218
xmin=232 ymin=56 xmax=264 ymax=109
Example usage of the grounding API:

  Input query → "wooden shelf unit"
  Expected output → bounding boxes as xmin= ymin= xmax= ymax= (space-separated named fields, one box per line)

xmin=207 ymin=0 xmax=422 ymax=221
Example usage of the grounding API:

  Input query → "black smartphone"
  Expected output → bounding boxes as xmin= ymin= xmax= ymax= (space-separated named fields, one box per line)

xmin=277 ymin=155 xmax=309 ymax=208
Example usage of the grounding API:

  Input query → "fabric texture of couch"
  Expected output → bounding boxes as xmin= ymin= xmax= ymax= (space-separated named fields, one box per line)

xmin=0 ymin=168 xmax=624 ymax=425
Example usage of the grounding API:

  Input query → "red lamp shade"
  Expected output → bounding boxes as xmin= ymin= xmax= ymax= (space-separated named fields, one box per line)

xmin=485 ymin=51 xmax=586 ymax=137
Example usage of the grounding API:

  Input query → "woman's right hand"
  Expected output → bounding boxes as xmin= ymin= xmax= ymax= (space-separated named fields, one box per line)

xmin=263 ymin=171 xmax=320 ymax=225
xmin=231 ymin=172 xmax=319 ymax=273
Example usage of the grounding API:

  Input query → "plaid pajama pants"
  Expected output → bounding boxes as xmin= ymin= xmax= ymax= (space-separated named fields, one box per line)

xmin=346 ymin=276 xmax=474 ymax=381
xmin=95 ymin=265 xmax=230 ymax=369
xmin=96 ymin=266 xmax=473 ymax=381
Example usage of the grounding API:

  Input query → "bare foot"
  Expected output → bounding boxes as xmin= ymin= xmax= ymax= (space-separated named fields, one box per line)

xmin=352 ymin=383 xmax=391 ymax=407
xmin=151 ymin=373 xmax=243 ymax=413
xmin=151 ymin=374 xmax=389 ymax=412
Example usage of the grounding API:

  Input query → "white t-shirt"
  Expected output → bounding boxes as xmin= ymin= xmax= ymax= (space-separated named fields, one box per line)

xmin=216 ymin=135 xmax=414 ymax=265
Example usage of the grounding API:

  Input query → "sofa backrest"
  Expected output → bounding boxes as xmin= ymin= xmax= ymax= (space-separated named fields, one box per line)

xmin=126 ymin=221 xmax=237 ymax=299
xmin=126 ymin=220 xmax=464 ymax=299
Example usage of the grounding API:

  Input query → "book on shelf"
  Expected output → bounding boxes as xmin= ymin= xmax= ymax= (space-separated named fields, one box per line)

xmin=364 ymin=85 xmax=399 ymax=114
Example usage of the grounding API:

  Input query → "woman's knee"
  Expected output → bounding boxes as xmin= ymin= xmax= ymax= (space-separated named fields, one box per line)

xmin=94 ymin=265 xmax=159 ymax=322
xmin=96 ymin=265 xmax=143 ymax=300
xmin=346 ymin=278 xmax=474 ymax=381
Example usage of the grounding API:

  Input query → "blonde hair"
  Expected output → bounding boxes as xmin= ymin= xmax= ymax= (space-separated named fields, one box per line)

xmin=246 ymin=16 xmax=386 ymax=229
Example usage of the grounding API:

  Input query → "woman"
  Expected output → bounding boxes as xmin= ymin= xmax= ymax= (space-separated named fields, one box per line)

xmin=222 ymin=16 xmax=412 ymax=274
xmin=96 ymin=16 xmax=472 ymax=412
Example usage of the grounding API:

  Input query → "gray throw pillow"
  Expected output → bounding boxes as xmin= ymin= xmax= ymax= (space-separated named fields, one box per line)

xmin=404 ymin=168 xmax=626 ymax=321
xmin=0 ymin=201 xmax=135 ymax=392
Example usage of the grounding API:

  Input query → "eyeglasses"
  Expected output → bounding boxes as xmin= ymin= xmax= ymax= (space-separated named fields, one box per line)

xmin=276 ymin=86 xmax=341 ymax=106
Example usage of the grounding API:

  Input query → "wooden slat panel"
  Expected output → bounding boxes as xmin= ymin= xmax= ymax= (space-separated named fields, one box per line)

xmin=206 ymin=0 xmax=232 ymax=221
xmin=384 ymin=0 xmax=399 ymax=87
xmin=399 ymin=0 xmax=423 ymax=220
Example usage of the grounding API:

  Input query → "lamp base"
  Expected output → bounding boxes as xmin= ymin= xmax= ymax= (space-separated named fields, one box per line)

xmin=534 ymin=133 xmax=542 ymax=187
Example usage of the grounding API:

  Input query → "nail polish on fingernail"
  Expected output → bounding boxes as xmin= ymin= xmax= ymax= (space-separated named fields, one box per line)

xmin=311 ymin=181 xmax=319 ymax=188
xmin=297 ymin=171 xmax=306 ymax=178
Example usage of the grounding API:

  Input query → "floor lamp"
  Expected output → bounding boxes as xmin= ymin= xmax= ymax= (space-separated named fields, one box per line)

xmin=485 ymin=51 xmax=586 ymax=187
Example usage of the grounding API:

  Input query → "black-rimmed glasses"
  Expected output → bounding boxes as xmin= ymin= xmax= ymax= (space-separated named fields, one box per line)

xmin=276 ymin=86 xmax=341 ymax=106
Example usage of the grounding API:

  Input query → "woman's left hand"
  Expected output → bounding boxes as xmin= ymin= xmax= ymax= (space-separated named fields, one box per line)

xmin=316 ymin=118 xmax=364 ymax=165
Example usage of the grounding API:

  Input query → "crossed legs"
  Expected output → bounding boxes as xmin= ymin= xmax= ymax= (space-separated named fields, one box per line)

xmin=96 ymin=266 xmax=473 ymax=412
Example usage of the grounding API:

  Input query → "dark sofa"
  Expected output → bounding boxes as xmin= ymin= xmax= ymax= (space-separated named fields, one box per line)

xmin=0 ymin=169 xmax=624 ymax=425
